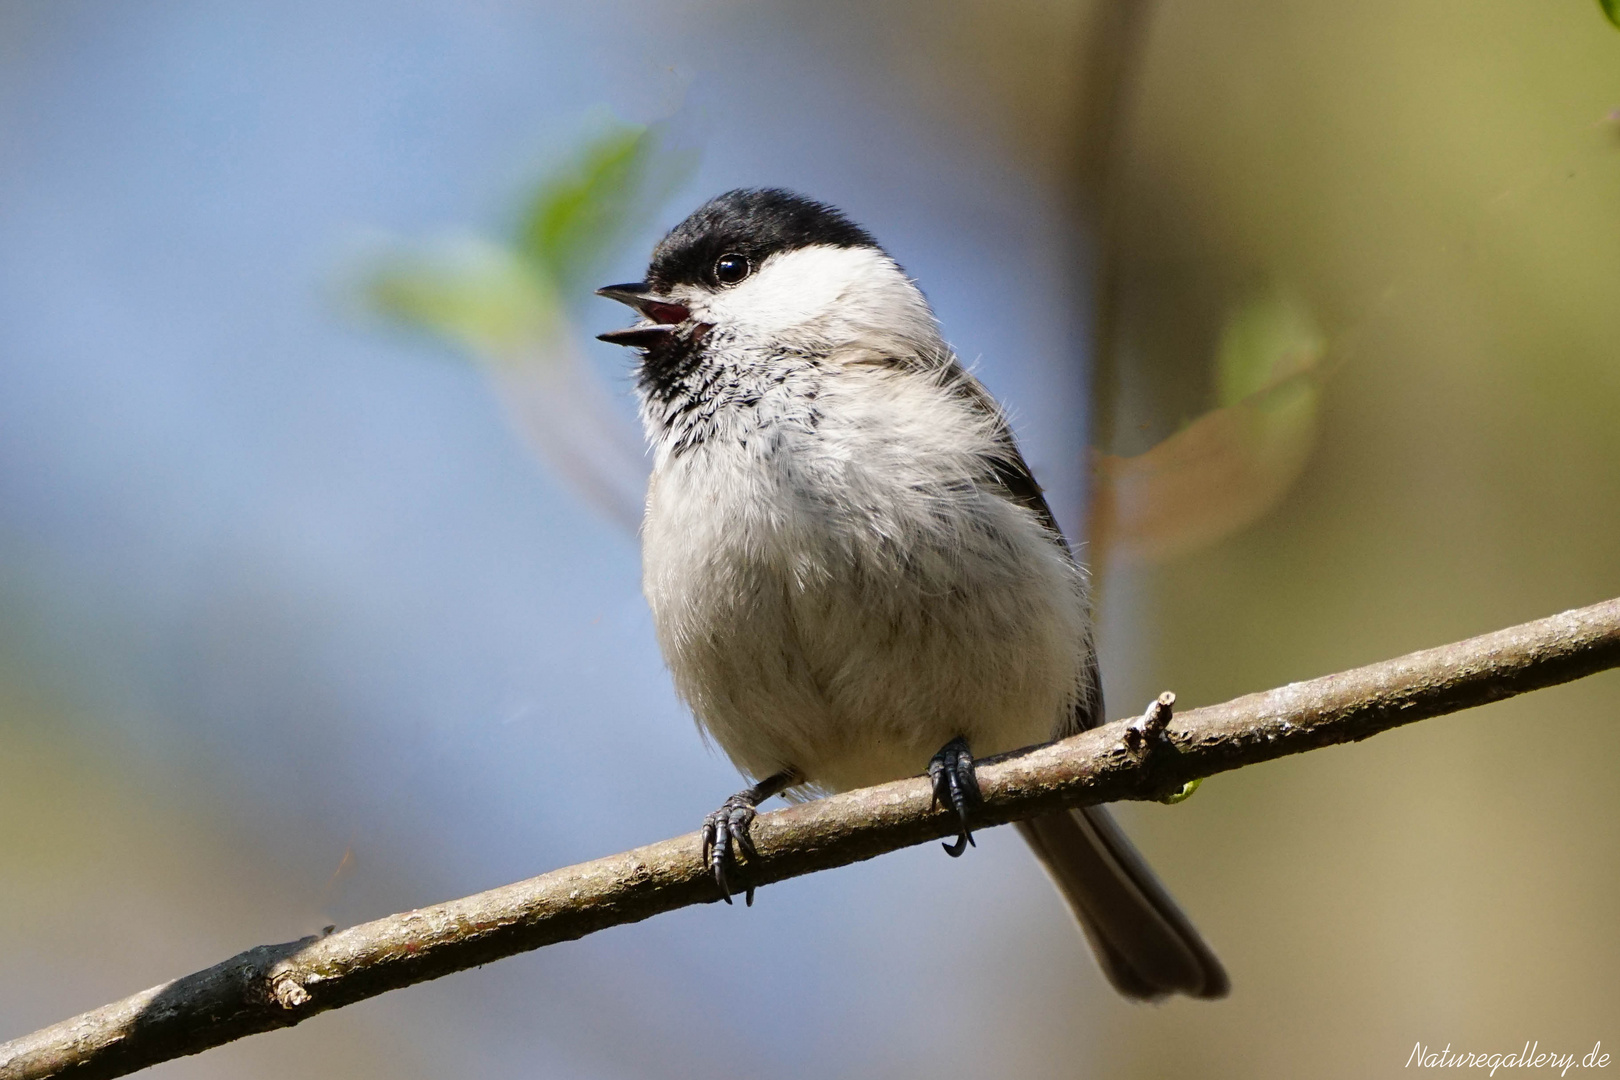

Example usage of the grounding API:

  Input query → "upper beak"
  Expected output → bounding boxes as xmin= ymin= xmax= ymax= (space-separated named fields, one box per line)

xmin=596 ymin=282 xmax=691 ymax=347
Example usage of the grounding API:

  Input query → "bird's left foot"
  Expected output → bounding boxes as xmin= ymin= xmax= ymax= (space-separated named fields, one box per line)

xmin=700 ymin=769 xmax=798 ymax=906
xmin=928 ymin=736 xmax=981 ymax=857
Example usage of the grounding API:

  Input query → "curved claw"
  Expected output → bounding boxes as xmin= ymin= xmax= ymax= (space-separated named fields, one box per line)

xmin=702 ymin=820 xmax=730 ymax=904
xmin=928 ymin=737 xmax=981 ymax=857
xmin=702 ymin=796 xmax=758 ymax=904
xmin=697 ymin=770 xmax=797 ymax=908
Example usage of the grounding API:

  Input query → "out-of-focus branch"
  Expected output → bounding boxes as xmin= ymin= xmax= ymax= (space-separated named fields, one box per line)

xmin=1068 ymin=0 xmax=1159 ymax=457
xmin=5 ymin=597 xmax=1619 ymax=1080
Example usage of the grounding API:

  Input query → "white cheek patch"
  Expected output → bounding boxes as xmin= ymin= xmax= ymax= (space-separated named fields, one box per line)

xmin=694 ymin=245 xmax=936 ymax=345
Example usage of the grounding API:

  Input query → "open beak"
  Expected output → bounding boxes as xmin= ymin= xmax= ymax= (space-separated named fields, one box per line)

xmin=596 ymin=282 xmax=691 ymax=348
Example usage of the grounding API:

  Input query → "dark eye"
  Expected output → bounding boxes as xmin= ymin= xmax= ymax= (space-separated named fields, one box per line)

xmin=713 ymin=253 xmax=751 ymax=285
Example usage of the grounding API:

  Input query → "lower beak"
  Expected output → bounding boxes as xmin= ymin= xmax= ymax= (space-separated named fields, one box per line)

xmin=597 ymin=325 xmax=680 ymax=348
xmin=596 ymin=282 xmax=691 ymax=348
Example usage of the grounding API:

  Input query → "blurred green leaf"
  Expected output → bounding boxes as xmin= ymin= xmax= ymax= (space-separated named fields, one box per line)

xmin=517 ymin=122 xmax=696 ymax=297
xmin=1214 ymin=291 xmax=1324 ymax=408
xmin=364 ymin=236 xmax=557 ymax=361
xmin=359 ymin=119 xmax=695 ymax=368
xmin=1601 ymin=0 xmax=1620 ymax=29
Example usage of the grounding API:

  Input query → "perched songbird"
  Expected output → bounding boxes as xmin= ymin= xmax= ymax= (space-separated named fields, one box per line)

xmin=598 ymin=189 xmax=1227 ymax=1000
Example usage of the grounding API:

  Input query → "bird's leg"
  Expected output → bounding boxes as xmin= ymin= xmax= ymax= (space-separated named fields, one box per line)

xmin=702 ymin=769 xmax=798 ymax=906
xmin=928 ymin=736 xmax=981 ymax=857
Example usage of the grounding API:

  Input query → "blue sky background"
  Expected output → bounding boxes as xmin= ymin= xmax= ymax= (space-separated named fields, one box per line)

xmin=0 ymin=3 xmax=1102 ymax=1076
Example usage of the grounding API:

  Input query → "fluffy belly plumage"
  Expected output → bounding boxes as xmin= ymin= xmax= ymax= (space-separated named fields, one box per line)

xmin=641 ymin=438 xmax=1090 ymax=794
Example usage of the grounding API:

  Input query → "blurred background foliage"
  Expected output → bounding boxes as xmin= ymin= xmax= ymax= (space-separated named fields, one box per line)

xmin=0 ymin=2 xmax=1617 ymax=1079
xmin=357 ymin=122 xmax=690 ymax=530
xmin=364 ymin=121 xmax=693 ymax=358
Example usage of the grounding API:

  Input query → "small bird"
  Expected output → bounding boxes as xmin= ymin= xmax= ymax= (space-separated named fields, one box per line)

xmin=599 ymin=188 xmax=1227 ymax=1000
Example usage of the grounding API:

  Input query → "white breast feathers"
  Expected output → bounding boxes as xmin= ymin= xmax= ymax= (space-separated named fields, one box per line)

xmin=640 ymin=350 xmax=1092 ymax=793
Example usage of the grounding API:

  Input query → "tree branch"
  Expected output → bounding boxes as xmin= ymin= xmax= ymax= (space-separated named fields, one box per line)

xmin=5 ymin=597 xmax=1619 ymax=1080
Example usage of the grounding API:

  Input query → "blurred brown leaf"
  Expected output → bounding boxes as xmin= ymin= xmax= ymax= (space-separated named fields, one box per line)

xmin=1091 ymin=292 xmax=1323 ymax=566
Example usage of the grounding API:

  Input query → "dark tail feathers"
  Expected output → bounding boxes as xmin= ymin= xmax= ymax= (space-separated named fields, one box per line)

xmin=1017 ymin=806 xmax=1228 ymax=1000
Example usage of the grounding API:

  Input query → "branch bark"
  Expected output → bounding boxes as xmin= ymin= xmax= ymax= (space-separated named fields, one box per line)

xmin=5 ymin=597 xmax=1619 ymax=1080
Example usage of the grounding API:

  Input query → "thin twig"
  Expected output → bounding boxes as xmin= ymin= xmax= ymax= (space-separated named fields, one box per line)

xmin=3 ymin=597 xmax=1618 ymax=1080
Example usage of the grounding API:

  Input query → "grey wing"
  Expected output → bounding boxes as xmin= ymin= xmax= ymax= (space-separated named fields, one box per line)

xmin=861 ymin=351 xmax=1105 ymax=734
xmin=974 ymin=410 xmax=1104 ymax=738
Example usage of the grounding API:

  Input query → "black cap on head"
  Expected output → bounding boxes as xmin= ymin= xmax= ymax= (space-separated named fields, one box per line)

xmin=646 ymin=188 xmax=880 ymax=292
